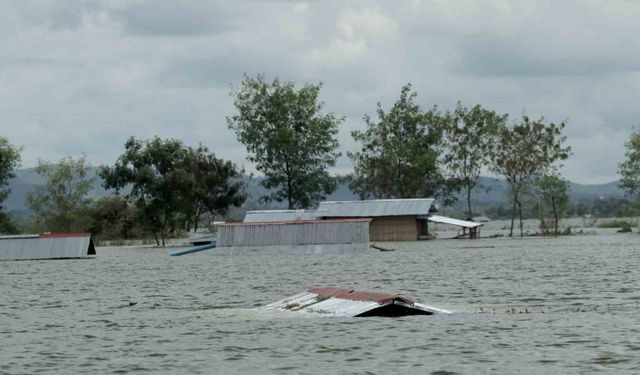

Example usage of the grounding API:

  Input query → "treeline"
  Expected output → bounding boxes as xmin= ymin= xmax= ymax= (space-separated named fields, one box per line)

xmin=3 ymin=74 xmax=640 ymax=242
xmin=4 ymin=141 xmax=245 ymax=246
xmin=484 ymin=197 xmax=640 ymax=220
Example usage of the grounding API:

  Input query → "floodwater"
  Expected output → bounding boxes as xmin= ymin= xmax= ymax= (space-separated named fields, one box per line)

xmin=2 ymin=234 xmax=640 ymax=374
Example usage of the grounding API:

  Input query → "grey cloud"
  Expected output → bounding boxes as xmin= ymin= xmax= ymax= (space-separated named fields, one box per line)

xmin=112 ymin=1 xmax=233 ymax=37
xmin=1 ymin=1 xmax=640 ymax=185
xmin=454 ymin=34 xmax=640 ymax=77
xmin=157 ymin=56 xmax=259 ymax=88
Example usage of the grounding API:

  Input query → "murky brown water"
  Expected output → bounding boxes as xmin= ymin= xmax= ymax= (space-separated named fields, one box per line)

xmin=2 ymin=234 xmax=640 ymax=374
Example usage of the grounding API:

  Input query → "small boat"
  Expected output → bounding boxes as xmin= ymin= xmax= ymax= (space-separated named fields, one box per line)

xmin=264 ymin=287 xmax=451 ymax=317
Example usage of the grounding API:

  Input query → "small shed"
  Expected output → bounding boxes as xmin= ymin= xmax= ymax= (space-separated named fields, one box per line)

xmin=317 ymin=199 xmax=436 ymax=241
xmin=215 ymin=219 xmax=370 ymax=255
xmin=264 ymin=287 xmax=451 ymax=317
xmin=0 ymin=233 xmax=96 ymax=261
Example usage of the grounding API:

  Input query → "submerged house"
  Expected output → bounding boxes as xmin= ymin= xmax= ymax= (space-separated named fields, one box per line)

xmin=0 ymin=233 xmax=96 ymax=261
xmin=240 ymin=198 xmax=483 ymax=244
xmin=265 ymin=287 xmax=451 ymax=317
xmin=317 ymin=199 xmax=437 ymax=241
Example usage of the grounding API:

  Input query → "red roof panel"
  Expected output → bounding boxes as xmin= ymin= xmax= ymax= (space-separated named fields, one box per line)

xmin=308 ymin=287 xmax=415 ymax=306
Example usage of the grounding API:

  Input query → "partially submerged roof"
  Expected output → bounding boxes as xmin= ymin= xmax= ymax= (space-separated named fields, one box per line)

xmin=0 ymin=233 xmax=96 ymax=261
xmin=427 ymin=215 xmax=483 ymax=228
xmin=317 ymin=198 xmax=435 ymax=218
xmin=243 ymin=209 xmax=322 ymax=223
xmin=264 ymin=287 xmax=451 ymax=317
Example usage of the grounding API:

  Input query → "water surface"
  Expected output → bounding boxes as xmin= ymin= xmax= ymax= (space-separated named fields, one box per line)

xmin=2 ymin=234 xmax=639 ymax=374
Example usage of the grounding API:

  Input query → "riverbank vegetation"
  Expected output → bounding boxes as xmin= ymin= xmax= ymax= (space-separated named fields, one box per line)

xmin=2 ymin=75 xmax=640 ymax=243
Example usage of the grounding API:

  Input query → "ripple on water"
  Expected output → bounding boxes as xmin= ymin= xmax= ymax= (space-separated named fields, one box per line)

xmin=1 ymin=235 xmax=640 ymax=374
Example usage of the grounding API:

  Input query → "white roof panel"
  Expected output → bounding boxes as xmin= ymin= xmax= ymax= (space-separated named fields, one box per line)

xmin=428 ymin=215 xmax=483 ymax=228
xmin=263 ymin=288 xmax=451 ymax=317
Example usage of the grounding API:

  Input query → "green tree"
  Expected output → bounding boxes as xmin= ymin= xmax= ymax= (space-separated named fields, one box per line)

xmin=100 ymin=137 xmax=191 ymax=246
xmin=87 ymin=196 xmax=140 ymax=242
xmin=444 ymin=103 xmax=507 ymax=219
xmin=101 ymin=137 xmax=245 ymax=245
xmin=535 ymin=174 xmax=570 ymax=236
xmin=489 ymin=116 xmax=571 ymax=237
xmin=348 ymin=84 xmax=453 ymax=201
xmin=619 ymin=130 xmax=640 ymax=199
xmin=0 ymin=137 xmax=22 ymax=234
xmin=26 ymin=156 xmax=94 ymax=232
xmin=227 ymin=74 xmax=342 ymax=209
xmin=182 ymin=145 xmax=246 ymax=231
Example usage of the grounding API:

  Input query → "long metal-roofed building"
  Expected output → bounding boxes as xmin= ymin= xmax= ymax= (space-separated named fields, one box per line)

xmin=317 ymin=198 xmax=437 ymax=241
xmin=0 ymin=233 xmax=96 ymax=261
xmin=215 ymin=218 xmax=370 ymax=255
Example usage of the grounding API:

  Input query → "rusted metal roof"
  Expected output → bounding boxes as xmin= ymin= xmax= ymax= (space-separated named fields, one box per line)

xmin=0 ymin=233 xmax=96 ymax=261
xmin=318 ymin=198 xmax=435 ymax=218
xmin=243 ymin=209 xmax=322 ymax=223
xmin=215 ymin=219 xmax=370 ymax=255
xmin=427 ymin=215 xmax=483 ymax=228
xmin=264 ymin=288 xmax=451 ymax=317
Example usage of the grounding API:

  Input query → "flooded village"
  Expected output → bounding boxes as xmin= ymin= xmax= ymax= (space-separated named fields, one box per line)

xmin=2 ymin=1 xmax=640 ymax=374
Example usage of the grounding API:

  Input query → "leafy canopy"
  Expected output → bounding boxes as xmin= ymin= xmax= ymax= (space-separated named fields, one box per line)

xmin=181 ymin=145 xmax=246 ymax=230
xmin=0 ymin=137 xmax=22 ymax=209
xmin=228 ymin=74 xmax=342 ymax=209
xmin=100 ymin=137 xmax=245 ymax=245
xmin=489 ymin=115 xmax=571 ymax=236
xmin=349 ymin=83 xmax=453 ymax=202
xmin=26 ymin=156 xmax=94 ymax=233
xmin=444 ymin=103 xmax=507 ymax=217
xmin=619 ymin=130 xmax=640 ymax=199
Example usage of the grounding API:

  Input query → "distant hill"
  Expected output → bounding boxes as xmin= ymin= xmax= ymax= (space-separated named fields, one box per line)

xmin=453 ymin=176 xmax=624 ymax=206
xmin=2 ymin=167 xmax=625 ymax=221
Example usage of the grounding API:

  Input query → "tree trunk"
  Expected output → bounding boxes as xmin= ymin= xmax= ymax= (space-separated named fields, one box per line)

xmin=193 ymin=206 xmax=200 ymax=232
xmin=509 ymin=194 xmax=517 ymax=237
xmin=286 ymin=172 xmax=294 ymax=209
xmin=152 ymin=231 xmax=159 ymax=246
xmin=552 ymin=197 xmax=558 ymax=236
xmin=467 ymin=185 xmax=473 ymax=220
xmin=517 ymin=198 xmax=524 ymax=237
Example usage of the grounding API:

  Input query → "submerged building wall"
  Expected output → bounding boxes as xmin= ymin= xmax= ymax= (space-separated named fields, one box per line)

xmin=215 ymin=219 xmax=370 ymax=255
xmin=370 ymin=216 xmax=421 ymax=241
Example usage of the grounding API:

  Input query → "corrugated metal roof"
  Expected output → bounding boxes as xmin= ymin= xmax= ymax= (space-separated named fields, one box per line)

xmin=427 ymin=215 xmax=483 ymax=228
xmin=214 ymin=243 xmax=369 ymax=255
xmin=0 ymin=234 xmax=96 ymax=261
xmin=317 ymin=198 xmax=435 ymax=218
xmin=243 ymin=209 xmax=322 ymax=223
xmin=264 ymin=288 xmax=451 ymax=317
xmin=216 ymin=220 xmax=370 ymax=255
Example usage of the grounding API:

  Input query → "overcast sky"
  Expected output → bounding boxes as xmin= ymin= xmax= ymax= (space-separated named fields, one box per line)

xmin=1 ymin=0 xmax=639 ymax=184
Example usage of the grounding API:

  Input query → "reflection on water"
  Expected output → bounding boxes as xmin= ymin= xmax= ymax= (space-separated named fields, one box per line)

xmin=1 ymin=234 xmax=640 ymax=374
